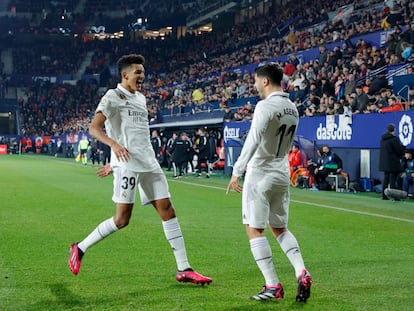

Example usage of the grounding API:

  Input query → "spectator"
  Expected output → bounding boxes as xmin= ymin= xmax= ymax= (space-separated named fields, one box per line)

xmin=332 ymin=96 xmax=345 ymax=115
xmin=401 ymin=149 xmax=414 ymax=197
xmin=401 ymin=23 xmax=414 ymax=44
xmin=192 ymin=88 xmax=204 ymax=103
xmin=318 ymin=45 xmax=329 ymax=64
xmin=375 ymin=88 xmax=390 ymax=109
xmin=288 ymin=144 xmax=303 ymax=176
xmin=368 ymin=74 xmax=389 ymax=96
xmin=352 ymin=84 xmax=370 ymax=114
xmin=319 ymin=76 xmax=335 ymax=97
xmin=379 ymin=123 xmax=404 ymax=200
xmin=238 ymin=102 xmax=254 ymax=120
xmin=386 ymin=33 xmax=399 ymax=55
xmin=379 ymin=96 xmax=403 ymax=113
xmin=309 ymin=145 xmax=343 ymax=190
xmin=223 ymin=106 xmax=234 ymax=122
xmin=315 ymin=102 xmax=328 ymax=116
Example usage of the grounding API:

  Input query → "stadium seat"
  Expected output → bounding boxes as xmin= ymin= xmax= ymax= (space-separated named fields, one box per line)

xmin=327 ymin=172 xmax=349 ymax=192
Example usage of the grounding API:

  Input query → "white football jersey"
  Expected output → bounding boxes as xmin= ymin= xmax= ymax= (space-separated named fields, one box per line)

xmin=96 ymin=84 xmax=160 ymax=172
xmin=232 ymin=91 xmax=298 ymax=185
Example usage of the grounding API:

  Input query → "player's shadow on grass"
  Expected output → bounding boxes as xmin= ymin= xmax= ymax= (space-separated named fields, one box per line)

xmin=40 ymin=283 xmax=126 ymax=309
xmin=45 ymin=283 xmax=82 ymax=307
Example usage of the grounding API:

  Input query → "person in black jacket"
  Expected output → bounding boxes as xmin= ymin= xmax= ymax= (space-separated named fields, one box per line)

xmin=171 ymin=132 xmax=192 ymax=178
xmin=379 ymin=123 xmax=404 ymax=200
xmin=166 ymin=132 xmax=178 ymax=171
xmin=309 ymin=145 xmax=343 ymax=190
xmin=151 ymin=129 xmax=164 ymax=165
xmin=98 ymin=140 xmax=111 ymax=165
xmin=195 ymin=127 xmax=211 ymax=178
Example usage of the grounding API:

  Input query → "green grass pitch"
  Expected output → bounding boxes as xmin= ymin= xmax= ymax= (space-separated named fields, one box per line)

xmin=1 ymin=154 xmax=413 ymax=310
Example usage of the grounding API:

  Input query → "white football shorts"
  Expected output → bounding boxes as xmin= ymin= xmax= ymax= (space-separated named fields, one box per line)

xmin=242 ymin=170 xmax=290 ymax=229
xmin=112 ymin=166 xmax=170 ymax=205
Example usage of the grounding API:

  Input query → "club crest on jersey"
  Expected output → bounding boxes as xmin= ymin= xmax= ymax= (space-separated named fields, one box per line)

xmin=118 ymin=93 xmax=126 ymax=100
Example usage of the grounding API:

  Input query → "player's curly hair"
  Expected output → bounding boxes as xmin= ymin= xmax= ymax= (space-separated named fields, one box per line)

xmin=117 ymin=54 xmax=145 ymax=78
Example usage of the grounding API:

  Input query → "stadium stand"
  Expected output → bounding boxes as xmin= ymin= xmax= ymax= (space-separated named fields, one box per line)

xmin=0 ymin=0 xmax=413 ymax=140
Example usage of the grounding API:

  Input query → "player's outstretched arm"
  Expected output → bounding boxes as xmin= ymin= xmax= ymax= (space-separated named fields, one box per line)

xmin=97 ymin=164 xmax=112 ymax=178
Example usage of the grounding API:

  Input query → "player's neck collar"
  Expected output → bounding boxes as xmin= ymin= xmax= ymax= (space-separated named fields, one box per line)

xmin=117 ymin=84 xmax=135 ymax=96
xmin=266 ymin=91 xmax=287 ymax=99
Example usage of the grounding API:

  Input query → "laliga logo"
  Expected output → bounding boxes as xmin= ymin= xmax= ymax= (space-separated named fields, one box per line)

xmin=399 ymin=114 xmax=413 ymax=146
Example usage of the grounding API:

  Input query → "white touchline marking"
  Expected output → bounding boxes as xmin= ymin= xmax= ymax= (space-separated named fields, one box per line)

xmin=172 ymin=179 xmax=224 ymax=191
xmin=171 ymin=179 xmax=414 ymax=224
xmin=27 ymin=156 xmax=414 ymax=225
xmin=292 ymin=199 xmax=414 ymax=224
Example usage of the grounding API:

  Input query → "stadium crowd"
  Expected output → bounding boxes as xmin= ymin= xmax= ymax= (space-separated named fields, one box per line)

xmin=0 ymin=0 xmax=413 ymax=138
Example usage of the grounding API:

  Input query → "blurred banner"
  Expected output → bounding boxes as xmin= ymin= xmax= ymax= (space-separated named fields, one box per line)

xmin=224 ymin=110 xmax=414 ymax=150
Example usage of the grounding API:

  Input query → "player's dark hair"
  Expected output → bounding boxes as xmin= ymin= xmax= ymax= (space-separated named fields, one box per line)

xmin=255 ymin=63 xmax=283 ymax=86
xmin=117 ymin=54 xmax=145 ymax=78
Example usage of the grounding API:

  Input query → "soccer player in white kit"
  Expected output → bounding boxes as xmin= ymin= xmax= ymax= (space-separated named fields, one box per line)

xmin=68 ymin=54 xmax=212 ymax=285
xmin=226 ymin=63 xmax=312 ymax=302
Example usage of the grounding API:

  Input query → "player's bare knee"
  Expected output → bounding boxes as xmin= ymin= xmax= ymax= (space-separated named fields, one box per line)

xmin=270 ymin=227 xmax=287 ymax=238
xmin=153 ymin=198 xmax=176 ymax=220
xmin=114 ymin=217 xmax=130 ymax=228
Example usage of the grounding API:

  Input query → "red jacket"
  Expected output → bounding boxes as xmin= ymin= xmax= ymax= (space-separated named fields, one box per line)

xmin=288 ymin=150 xmax=303 ymax=175
xmin=284 ymin=63 xmax=296 ymax=76
xmin=379 ymin=102 xmax=403 ymax=113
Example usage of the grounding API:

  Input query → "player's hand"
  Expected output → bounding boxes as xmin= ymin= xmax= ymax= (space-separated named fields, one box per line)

xmin=97 ymin=164 xmax=112 ymax=178
xmin=226 ymin=175 xmax=242 ymax=194
xmin=112 ymin=142 xmax=130 ymax=162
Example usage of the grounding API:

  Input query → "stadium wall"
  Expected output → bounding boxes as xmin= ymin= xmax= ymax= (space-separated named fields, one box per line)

xmin=224 ymin=110 xmax=414 ymax=183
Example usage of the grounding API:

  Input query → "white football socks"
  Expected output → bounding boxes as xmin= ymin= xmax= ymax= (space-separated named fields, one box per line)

xmin=277 ymin=231 xmax=305 ymax=277
xmin=78 ymin=217 xmax=119 ymax=253
xmin=162 ymin=217 xmax=190 ymax=271
xmin=250 ymin=237 xmax=279 ymax=286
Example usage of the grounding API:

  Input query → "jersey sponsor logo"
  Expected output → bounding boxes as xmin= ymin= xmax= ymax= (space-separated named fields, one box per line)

xmin=128 ymin=109 xmax=147 ymax=123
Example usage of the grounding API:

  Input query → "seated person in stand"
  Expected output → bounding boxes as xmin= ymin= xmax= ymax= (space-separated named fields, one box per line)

xmin=309 ymin=145 xmax=343 ymax=190
xmin=401 ymin=149 xmax=414 ymax=197
xmin=288 ymin=144 xmax=303 ymax=176
xmin=379 ymin=96 xmax=403 ymax=113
